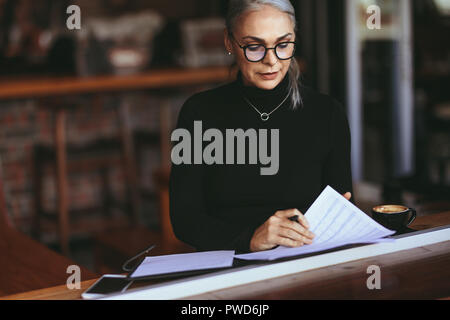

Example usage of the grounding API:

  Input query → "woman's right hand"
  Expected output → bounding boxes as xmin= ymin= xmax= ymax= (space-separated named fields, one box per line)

xmin=249 ymin=192 xmax=351 ymax=252
xmin=249 ymin=209 xmax=315 ymax=252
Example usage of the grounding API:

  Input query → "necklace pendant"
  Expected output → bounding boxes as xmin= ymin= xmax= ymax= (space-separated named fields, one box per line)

xmin=261 ymin=113 xmax=269 ymax=121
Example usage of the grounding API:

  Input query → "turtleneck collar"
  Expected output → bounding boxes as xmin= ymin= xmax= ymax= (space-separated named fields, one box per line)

xmin=236 ymin=70 xmax=290 ymax=99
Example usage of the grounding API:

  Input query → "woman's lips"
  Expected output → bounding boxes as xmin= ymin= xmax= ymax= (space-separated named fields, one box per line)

xmin=259 ymin=71 xmax=278 ymax=80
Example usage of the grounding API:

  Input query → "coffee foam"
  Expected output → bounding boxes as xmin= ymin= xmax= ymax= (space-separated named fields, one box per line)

xmin=373 ymin=205 xmax=408 ymax=214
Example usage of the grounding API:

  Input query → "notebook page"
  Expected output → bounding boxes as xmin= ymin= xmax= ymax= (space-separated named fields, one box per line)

xmin=130 ymin=250 xmax=235 ymax=278
xmin=236 ymin=186 xmax=395 ymax=261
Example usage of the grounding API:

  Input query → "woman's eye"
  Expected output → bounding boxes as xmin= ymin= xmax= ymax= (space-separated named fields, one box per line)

xmin=247 ymin=45 xmax=264 ymax=52
xmin=277 ymin=43 xmax=289 ymax=49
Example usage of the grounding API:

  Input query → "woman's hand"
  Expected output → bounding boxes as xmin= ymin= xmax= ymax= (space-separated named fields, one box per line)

xmin=249 ymin=209 xmax=315 ymax=252
xmin=249 ymin=192 xmax=352 ymax=252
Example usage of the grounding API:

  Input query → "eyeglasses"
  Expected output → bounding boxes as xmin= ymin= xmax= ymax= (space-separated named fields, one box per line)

xmin=230 ymin=33 xmax=296 ymax=62
xmin=122 ymin=244 xmax=156 ymax=272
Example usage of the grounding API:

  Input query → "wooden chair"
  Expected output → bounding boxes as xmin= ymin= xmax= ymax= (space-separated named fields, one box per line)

xmin=31 ymin=138 xmax=131 ymax=237
xmin=31 ymin=96 xmax=141 ymax=256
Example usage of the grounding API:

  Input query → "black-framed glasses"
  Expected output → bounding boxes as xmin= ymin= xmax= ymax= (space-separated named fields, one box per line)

xmin=230 ymin=33 xmax=296 ymax=62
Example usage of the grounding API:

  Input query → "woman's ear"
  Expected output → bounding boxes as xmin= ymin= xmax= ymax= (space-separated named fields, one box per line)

xmin=223 ymin=28 xmax=233 ymax=53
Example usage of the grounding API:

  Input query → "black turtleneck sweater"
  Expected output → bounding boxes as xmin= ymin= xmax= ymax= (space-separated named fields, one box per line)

xmin=169 ymin=72 xmax=353 ymax=253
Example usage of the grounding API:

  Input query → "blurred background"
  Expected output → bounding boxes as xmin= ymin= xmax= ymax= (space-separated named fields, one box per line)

xmin=0 ymin=0 xmax=449 ymax=274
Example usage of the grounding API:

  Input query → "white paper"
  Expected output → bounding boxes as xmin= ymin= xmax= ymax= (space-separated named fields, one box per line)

xmin=129 ymin=250 xmax=235 ymax=278
xmin=235 ymin=185 xmax=396 ymax=261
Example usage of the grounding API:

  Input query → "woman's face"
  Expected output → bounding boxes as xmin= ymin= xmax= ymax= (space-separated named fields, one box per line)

xmin=225 ymin=5 xmax=295 ymax=90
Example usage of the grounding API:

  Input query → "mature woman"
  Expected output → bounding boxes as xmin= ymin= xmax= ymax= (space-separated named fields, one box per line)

xmin=169 ymin=0 xmax=353 ymax=253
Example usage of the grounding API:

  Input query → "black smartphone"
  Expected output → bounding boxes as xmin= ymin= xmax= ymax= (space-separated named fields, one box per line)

xmin=81 ymin=275 xmax=132 ymax=299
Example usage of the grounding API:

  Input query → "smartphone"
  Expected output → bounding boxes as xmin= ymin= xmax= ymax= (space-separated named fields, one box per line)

xmin=81 ymin=274 xmax=133 ymax=299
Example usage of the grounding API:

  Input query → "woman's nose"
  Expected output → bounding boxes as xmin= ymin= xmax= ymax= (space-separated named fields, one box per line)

xmin=262 ymin=48 xmax=278 ymax=66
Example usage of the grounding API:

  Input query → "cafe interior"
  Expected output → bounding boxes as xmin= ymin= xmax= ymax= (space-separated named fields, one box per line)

xmin=0 ymin=0 xmax=449 ymax=295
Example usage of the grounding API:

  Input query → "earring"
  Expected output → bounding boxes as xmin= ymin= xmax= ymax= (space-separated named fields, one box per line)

xmin=228 ymin=52 xmax=232 ymax=55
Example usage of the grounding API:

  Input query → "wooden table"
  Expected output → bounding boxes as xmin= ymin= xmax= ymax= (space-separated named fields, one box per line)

xmin=0 ymin=226 xmax=98 ymax=298
xmin=2 ymin=211 xmax=449 ymax=300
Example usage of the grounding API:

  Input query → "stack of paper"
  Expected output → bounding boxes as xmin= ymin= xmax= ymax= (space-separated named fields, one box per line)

xmin=129 ymin=250 xmax=235 ymax=278
xmin=235 ymin=185 xmax=396 ymax=261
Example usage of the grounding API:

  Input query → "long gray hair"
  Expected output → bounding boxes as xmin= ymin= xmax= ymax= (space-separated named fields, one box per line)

xmin=226 ymin=0 xmax=302 ymax=110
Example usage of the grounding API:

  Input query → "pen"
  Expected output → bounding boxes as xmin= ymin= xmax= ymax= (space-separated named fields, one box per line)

xmin=288 ymin=215 xmax=315 ymax=239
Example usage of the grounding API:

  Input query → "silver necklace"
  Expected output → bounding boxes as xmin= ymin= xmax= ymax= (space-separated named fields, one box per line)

xmin=243 ymin=92 xmax=290 ymax=121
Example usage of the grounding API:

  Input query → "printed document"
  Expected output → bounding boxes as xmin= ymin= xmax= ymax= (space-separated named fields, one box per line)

xmin=235 ymin=186 xmax=395 ymax=261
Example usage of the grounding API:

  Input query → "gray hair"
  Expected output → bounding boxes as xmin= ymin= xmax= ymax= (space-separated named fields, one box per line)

xmin=226 ymin=0 xmax=303 ymax=110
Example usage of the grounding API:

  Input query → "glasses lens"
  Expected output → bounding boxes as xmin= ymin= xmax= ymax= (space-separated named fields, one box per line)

xmin=275 ymin=42 xmax=295 ymax=59
xmin=245 ymin=44 xmax=266 ymax=62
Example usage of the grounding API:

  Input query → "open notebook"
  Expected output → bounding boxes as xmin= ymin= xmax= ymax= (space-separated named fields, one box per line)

xmin=235 ymin=185 xmax=396 ymax=261
xmin=128 ymin=250 xmax=235 ymax=280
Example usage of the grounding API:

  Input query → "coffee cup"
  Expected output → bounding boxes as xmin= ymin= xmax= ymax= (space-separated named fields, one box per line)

xmin=371 ymin=204 xmax=416 ymax=231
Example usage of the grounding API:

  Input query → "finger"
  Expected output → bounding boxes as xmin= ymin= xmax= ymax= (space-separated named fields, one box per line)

xmin=342 ymin=192 xmax=352 ymax=200
xmin=279 ymin=220 xmax=315 ymax=239
xmin=274 ymin=209 xmax=295 ymax=218
xmin=275 ymin=209 xmax=310 ymax=229
xmin=276 ymin=235 xmax=304 ymax=248
xmin=291 ymin=209 xmax=310 ymax=229
xmin=279 ymin=227 xmax=313 ymax=244
xmin=279 ymin=227 xmax=303 ymax=241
